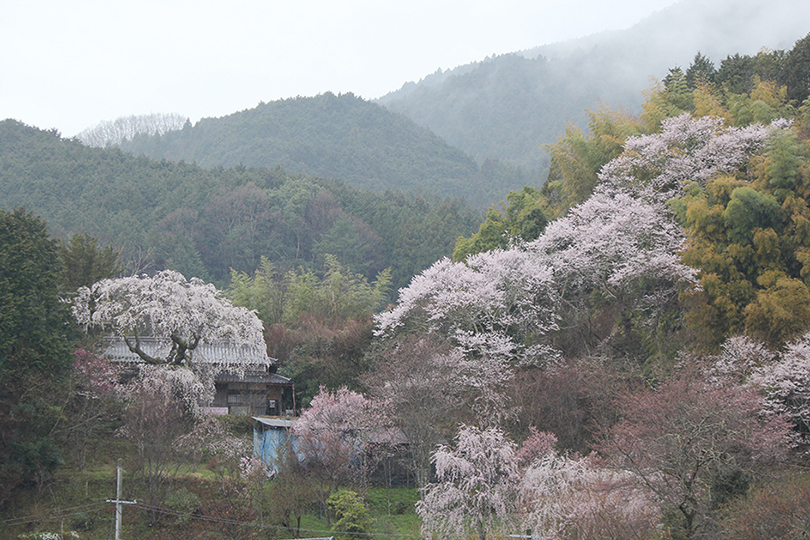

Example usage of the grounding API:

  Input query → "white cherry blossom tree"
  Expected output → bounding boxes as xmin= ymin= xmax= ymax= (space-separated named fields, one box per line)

xmin=375 ymin=249 xmax=558 ymax=363
xmin=417 ymin=424 xmax=519 ymax=540
xmin=598 ymin=113 xmax=777 ymax=203
xmin=706 ymin=332 xmax=810 ymax=448
xmin=529 ymin=188 xmax=696 ymax=297
xmin=417 ymin=424 xmax=659 ymax=540
xmin=376 ymin=185 xmax=696 ymax=387
xmin=73 ymin=270 xmax=267 ymax=372
xmin=518 ymin=451 xmax=659 ymax=540
xmin=749 ymin=332 xmax=810 ymax=447
xmin=374 ymin=249 xmax=560 ymax=423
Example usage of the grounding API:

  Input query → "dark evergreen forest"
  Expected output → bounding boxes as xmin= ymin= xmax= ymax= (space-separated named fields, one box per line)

xmin=117 ymin=92 xmax=532 ymax=208
xmin=0 ymin=119 xmax=481 ymax=292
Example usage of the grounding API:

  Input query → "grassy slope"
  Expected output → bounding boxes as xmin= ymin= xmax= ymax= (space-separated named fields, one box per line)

xmin=1 ymin=441 xmax=422 ymax=540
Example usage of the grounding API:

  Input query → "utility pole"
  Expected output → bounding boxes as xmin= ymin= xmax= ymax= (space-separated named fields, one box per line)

xmin=106 ymin=459 xmax=136 ymax=540
xmin=115 ymin=459 xmax=122 ymax=539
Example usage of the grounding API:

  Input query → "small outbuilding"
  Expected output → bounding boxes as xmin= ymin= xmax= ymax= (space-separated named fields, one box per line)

xmin=252 ymin=416 xmax=299 ymax=471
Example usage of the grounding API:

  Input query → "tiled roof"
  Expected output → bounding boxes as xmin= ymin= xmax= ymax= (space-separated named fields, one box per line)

xmin=102 ymin=336 xmax=278 ymax=366
xmin=215 ymin=370 xmax=291 ymax=385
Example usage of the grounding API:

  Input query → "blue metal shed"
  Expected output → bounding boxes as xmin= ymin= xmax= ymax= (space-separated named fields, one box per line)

xmin=252 ymin=416 xmax=301 ymax=471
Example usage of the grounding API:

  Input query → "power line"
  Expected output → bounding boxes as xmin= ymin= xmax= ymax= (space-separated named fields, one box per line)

xmin=1 ymin=501 xmax=109 ymax=526
xmin=2 ymin=499 xmax=421 ymax=538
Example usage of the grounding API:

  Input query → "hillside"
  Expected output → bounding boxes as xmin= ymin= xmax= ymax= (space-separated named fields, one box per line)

xmin=378 ymin=0 xmax=810 ymax=171
xmin=0 ymin=119 xmax=480 ymax=289
xmin=6 ymin=25 xmax=810 ymax=539
xmin=116 ymin=92 xmax=519 ymax=207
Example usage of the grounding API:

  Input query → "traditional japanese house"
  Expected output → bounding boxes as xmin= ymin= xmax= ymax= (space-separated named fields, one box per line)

xmin=103 ymin=336 xmax=293 ymax=416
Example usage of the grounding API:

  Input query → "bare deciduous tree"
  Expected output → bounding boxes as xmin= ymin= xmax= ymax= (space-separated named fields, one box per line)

xmin=364 ymin=335 xmax=468 ymax=489
xmin=597 ymin=370 xmax=792 ymax=538
xmin=76 ymin=113 xmax=188 ymax=148
xmin=118 ymin=368 xmax=189 ymax=526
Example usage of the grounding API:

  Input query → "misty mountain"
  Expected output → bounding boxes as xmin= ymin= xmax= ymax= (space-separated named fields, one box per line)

xmin=377 ymin=0 xmax=810 ymax=171
xmin=0 ymin=119 xmax=481 ymax=289
xmin=117 ymin=92 xmax=517 ymax=206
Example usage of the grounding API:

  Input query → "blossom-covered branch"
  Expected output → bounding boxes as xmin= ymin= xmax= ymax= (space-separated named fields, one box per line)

xmin=73 ymin=270 xmax=267 ymax=371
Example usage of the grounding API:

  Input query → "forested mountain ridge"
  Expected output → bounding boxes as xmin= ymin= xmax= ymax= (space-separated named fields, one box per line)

xmin=378 ymin=0 xmax=810 ymax=172
xmin=116 ymin=92 xmax=521 ymax=208
xmin=0 ymin=119 xmax=481 ymax=291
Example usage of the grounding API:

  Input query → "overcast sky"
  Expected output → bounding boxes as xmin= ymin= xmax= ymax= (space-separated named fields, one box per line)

xmin=1 ymin=0 xmax=680 ymax=137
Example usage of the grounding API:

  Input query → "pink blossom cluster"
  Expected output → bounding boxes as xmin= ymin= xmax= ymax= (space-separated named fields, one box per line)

xmin=519 ymin=451 xmax=658 ymax=540
xmin=417 ymin=424 xmax=658 ymax=540
xmin=72 ymin=348 xmax=119 ymax=396
xmin=293 ymin=385 xmax=390 ymax=436
xmin=375 ymin=184 xmax=696 ymax=417
xmin=292 ymin=386 xmax=392 ymax=479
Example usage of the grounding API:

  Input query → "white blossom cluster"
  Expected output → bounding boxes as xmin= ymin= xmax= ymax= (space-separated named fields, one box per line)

xmin=417 ymin=425 xmax=519 ymax=540
xmin=418 ymin=424 xmax=658 ymax=540
xmin=708 ymin=332 xmax=810 ymax=448
xmin=598 ymin=113 xmax=777 ymax=203
xmin=73 ymin=269 xmax=267 ymax=371
xmin=531 ymin=189 xmax=697 ymax=294
xmin=519 ymin=452 xmax=658 ymax=539
xmin=376 ymin=115 xmax=789 ymax=386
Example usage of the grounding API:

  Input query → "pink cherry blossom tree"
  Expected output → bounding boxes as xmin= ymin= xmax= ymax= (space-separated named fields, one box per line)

xmin=514 ymin=426 xmax=557 ymax=467
xmin=705 ymin=334 xmax=777 ymax=385
xmin=375 ymin=184 xmax=696 ymax=395
xmin=528 ymin=188 xmax=697 ymax=359
xmin=705 ymin=333 xmax=810 ymax=448
xmin=518 ymin=451 xmax=659 ymax=540
xmin=292 ymin=386 xmax=391 ymax=522
xmin=530 ymin=189 xmax=695 ymax=293
xmin=418 ymin=423 xmax=657 ymax=540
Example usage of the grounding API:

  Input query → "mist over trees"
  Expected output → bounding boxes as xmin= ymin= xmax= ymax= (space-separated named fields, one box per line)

xmin=379 ymin=0 xmax=810 ymax=178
